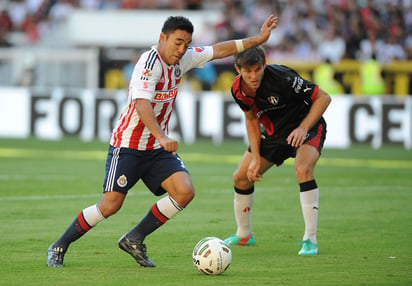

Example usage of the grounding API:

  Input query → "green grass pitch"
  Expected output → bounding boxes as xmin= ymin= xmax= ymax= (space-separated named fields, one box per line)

xmin=0 ymin=138 xmax=411 ymax=285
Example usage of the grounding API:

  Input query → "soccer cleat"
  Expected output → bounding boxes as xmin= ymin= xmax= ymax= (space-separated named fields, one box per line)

xmin=298 ymin=239 xmax=319 ymax=255
xmin=224 ymin=233 xmax=256 ymax=247
xmin=47 ymin=244 xmax=66 ymax=267
xmin=118 ymin=235 xmax=156 ymax=267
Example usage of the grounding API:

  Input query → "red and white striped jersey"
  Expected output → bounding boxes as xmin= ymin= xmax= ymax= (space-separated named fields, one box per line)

xmin=110 ymin=45 xmax=213 ymax=150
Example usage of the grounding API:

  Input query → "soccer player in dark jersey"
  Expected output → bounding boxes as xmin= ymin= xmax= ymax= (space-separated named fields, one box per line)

xmin=47 ymin=15 xmax=278 ymax=268
xmin=224 ymin=46 xmax=331 ymax=255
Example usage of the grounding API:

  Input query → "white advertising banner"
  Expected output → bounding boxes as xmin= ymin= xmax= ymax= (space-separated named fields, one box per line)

xmin=0 ymin=88 xmax=30 ymax=138
xmin=0 ymin=88 xmax=410 ymax=149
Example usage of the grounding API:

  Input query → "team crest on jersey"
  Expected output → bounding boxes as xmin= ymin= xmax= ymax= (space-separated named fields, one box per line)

xmin=175 ymin=66 xmax=181 ymax=77
xmin=268 ymin=96 xmax=280 ymax=105
xmin=117 ymin=175 xmax=128 ymax=188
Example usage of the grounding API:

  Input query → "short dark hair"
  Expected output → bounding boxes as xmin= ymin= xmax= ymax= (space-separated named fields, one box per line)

xmin=161 ymin=16 xmax=194 ymax=35
xmin=234 ymin=46 xmax=266 ymax=68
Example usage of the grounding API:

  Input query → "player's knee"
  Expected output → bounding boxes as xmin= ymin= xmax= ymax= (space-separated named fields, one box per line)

xmin=295 ymin=163 xmax=314 ymax=180
xmin=233 ymin=171 xmax=249 ymax=188
xmin=98 ymin=194 xmax=124 ymax=217
xmin=176 ymin=188 xmax=195 ymax=207
xmin=185 ymin=189 xmax=195 ymax=204
xmin=171 ymin=183 xmax=195 ymax=206
xmin=99 ymin=203 xmax=122 ymax=218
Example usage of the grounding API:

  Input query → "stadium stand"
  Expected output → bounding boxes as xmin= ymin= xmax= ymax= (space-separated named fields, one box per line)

xmin=0 ymin=0 xmax=411 ymax=94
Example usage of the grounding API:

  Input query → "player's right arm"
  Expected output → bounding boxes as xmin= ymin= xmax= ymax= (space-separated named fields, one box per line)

xmin=135 ymin=98 xmax=178 ymax=154
xmin=244 ymin=109 xmax=263 ymax=182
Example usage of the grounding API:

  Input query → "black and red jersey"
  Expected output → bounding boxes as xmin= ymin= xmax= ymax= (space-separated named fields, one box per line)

xmin=231 ymin=64 xmax=324 ymax=138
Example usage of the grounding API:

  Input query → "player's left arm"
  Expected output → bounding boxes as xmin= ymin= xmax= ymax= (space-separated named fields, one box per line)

xmin=244 ymin=110 xmax=263 ymax=182
xmin=211 ymin=14 xmax=278 ymax=60
xmin=287 ymin=88 xmax=331 ymax=147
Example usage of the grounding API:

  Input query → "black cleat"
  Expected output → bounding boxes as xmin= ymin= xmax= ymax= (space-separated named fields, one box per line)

xmin=118 ymin=235 xmax=156 ymax=267
xmin=47 ymin=244 xmax=66 ymax=267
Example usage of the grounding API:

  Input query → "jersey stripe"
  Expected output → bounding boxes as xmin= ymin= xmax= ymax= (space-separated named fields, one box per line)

xmin=112 ymin=98 xmax=135 ymax=147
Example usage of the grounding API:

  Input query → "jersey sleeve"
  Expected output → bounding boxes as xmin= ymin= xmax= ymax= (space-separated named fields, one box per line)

xmin=279 ymin=65 xmax=319 ymax=103
xmin=179 ymin=46 xmax=214 ymax=73
xmin=129 ymin=50 xmax=162 ymax=101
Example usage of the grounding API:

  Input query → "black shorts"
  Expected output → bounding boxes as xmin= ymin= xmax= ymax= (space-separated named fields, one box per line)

xmin=250 ymin=119 xmax=327 ymax=166
xmin=103 ymin=146 xmax=189 ymax=196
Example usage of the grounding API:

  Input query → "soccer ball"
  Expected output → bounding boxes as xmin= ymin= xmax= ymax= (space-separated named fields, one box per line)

xmin=192 ymin=237 xmax=232 ymax=275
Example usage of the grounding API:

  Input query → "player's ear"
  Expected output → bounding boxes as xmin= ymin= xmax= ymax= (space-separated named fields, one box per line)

xmin=234 ymin=64 xmax=241 ymax=74
xmin=159 ymin=32 xmax=167 ymax=43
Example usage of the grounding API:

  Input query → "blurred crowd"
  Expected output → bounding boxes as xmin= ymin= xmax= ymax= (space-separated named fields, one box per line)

xmin=1 ymin=0 xmax=412 ymax=64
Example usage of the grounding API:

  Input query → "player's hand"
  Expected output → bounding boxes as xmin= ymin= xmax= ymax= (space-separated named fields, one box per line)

xmin=287 ymin=127 xmax=308 ymax=147
xmin=159 ymin=136 xmax=178 ymax=155
xmin=247 ymin=158 xmax=262 ymax=182
xmin=258 ymin=14 xmax=278 ymax=43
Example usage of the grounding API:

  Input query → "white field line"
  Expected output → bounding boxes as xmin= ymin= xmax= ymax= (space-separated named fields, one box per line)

xmin=0 ymin=191 xmax=147 ymax=202
xmin=1 ymin=184 xmax=408 ymax=202
xmin=1 ymin=148 xmax=412 ymax=169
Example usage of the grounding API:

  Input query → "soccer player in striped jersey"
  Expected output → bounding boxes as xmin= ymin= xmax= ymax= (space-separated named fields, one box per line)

xmin=48 ymin=14 xmax=278 ymax=268
xmin=223 ymin=46 xmax=331 ymax=255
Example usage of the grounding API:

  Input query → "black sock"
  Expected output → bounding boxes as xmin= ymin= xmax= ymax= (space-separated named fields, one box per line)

xmin=54 ymin=212 xmax=92 ymax=250
xmin=126 ymin=204 xmax=168 ymax=242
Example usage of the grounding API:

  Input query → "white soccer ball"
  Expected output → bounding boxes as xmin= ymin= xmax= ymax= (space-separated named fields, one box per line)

xmin=192 ymin=237 xmax=232 ymax=275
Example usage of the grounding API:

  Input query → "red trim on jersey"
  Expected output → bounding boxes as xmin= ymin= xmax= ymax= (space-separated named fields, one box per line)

xmin=311 ymin=85 xmax=319 ymax=101
xmin=232 ymin=75 xmax=255 ymax=108
xmin=77 ymin=212 xmax=91 ymax=232
xmin=151 ymin=204 xmax=168 ymax=224
xmin=232 ymin=75 xmax=275 ymax=136
xmin=260 ymin=114 xmax=275 ymax=136
xmin=305 ymin=121 xmax=323 ymax=150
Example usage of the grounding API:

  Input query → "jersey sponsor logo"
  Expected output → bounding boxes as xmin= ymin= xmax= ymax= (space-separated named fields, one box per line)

xmin=117 ymin=175 xmax=128 ymax=188
xmin=268 ymin=96 xmax=279 ymax=105
xmin=292 ymin=76 xmax=304 ymax=93
xmin=154 ymin=87 xmax=178 ymax=101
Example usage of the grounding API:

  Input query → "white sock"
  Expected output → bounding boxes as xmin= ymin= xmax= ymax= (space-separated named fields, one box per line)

xmin=234 ymin=192 xmax=254 ymax=238
xmin=82 ymin=204 xmax=105 ymax=227
xmin=156 ymin=195 xmax=184 ymax=219
xmin=300 ymin=188 xmax=319 ymax=244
